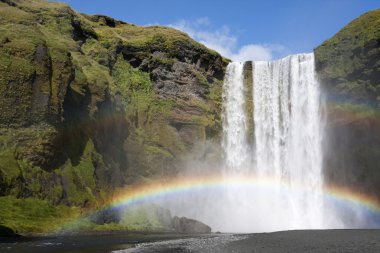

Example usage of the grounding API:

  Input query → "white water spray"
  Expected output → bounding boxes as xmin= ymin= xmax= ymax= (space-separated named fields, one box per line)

xmin=161 ymin=53 xmax=357 ymax=233
xmin=253 ymin=54 xmax=324 ymax=228
xmin=221 ymin=53 xmax=325 ymax=231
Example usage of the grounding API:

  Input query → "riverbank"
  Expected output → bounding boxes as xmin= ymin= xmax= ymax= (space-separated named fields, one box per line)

xmin=220 ymin=230 xmax=380 ymax=253
xmin=0 ymin=231 xmax=216 ymax=252
xmin=122 ymin=229 xmax=380 ymax=253
xmin=2 ymin=229 xmax=380 ymax=252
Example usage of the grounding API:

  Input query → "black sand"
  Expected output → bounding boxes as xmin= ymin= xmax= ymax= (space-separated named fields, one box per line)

xmin=222 ymin=230 xmax=380 ymax=253
xmin=1 ymin=230 xmax=379 ymax=252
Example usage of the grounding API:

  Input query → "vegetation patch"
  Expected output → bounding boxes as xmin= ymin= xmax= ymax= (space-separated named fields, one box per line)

xmin=0 ymin=196 xmax=80 ymax=234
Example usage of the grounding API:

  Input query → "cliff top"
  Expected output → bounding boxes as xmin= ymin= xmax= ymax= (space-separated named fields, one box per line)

xmin=315 ymin=8 xmax=380 ymax=106
xmin=0 ymin=0 xmax=224 ymax=58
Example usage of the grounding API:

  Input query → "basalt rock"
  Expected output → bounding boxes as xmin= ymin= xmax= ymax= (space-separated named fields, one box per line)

xmin=172 ymin=216 xmax=212 ymax=234
xmin=0 ymin=225 xmax=20 ymax=237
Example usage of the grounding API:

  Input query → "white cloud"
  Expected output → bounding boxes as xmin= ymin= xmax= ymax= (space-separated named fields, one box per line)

xmin=231 ymin=45 xmax=272 ymax=61
xmin=170 ymin=19 xmax=235 ymax=57
xmin=168 ymin=18 xmax=289 ymax=61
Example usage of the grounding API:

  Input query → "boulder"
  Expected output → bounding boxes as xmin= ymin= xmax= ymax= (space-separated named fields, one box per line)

xmin=172 ymin=216 xmax=211 ymax=234
xmin=0 ymin=225 xmax=19 ymax=237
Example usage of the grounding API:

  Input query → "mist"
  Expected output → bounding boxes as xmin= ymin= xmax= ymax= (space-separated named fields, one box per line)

xmin=140 ymin=53 xmax=380 ymax=233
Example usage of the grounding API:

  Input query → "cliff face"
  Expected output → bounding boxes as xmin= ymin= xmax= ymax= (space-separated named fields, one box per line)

xmin=315 ymin=9 xmax=380 ymax=199
xmin=0 ymin=0 xmax=227 ymax=207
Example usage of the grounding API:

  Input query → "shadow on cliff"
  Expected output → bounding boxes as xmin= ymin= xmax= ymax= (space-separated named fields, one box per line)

xmin=49 ymin=84 xmax=129 ymax=188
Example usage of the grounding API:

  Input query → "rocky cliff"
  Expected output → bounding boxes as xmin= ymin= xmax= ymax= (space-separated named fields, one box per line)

xmin=315 ymin=9 xmax=380 ymax=200
xmin=0 ymin=0 xmax=227 ymax=211
xmin=1 ymin=0 xmax=380 ymax=234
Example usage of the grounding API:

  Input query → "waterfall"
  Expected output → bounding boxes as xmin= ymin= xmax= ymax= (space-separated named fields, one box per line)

xmin=222 ymin=62 xmax=250 ymax=172
xmin=222 ymin=53 xmax=325 ymax=230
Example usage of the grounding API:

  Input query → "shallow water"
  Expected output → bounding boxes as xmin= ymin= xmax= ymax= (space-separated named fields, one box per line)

xmin=115 ymin=234 xmax=246 ymax=253
xmin=0 ymin=233 xmax=215 ymax=253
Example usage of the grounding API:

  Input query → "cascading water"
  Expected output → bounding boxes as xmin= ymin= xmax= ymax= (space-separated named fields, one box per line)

xmin=222 ymin=62 xmax=250 ymax=172
xmin=222 ymin=53 xmax=325 ymax=231
xmin=253 ymin=53 xmax=324 ymax=228
xmin=143 ymin=53 xmax=375 ymax=233
xmin=156 ymin=52 xmax=377 ymax=232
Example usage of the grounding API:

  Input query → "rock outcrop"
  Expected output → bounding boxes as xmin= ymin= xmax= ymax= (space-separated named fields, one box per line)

xmin=172 ymin=216 xmax=212 ymax=233
xmin=315 ymin=9 xmax=380 ymax=201
xmin=89 ymin=204 xmax=212 ymax=233
xmin=0 ymin=0 xmax=227 ymax=207
xmin=0 ymin=225 xmax=20 ymax=237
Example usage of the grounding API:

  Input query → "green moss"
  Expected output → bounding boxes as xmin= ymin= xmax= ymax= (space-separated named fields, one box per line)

xmin=60 ymin=218 xmax=127 ymax=232
xmin=110 ymin=25 xmax=201 ymax=52
xmin=74 ymin=142 xmax=97 ymax=190
xmin=59 ymin=140 xmax=98 ymax=206
xmin=196 ymin=72 xmax=209 ymax=87
xmin=207 ymin=80 xmax=223 ymax=109
xmin=149 ymin=56 xmax=175 ymax=69
xmin=0 ymin=0 xmax=226 ymax=234
xmin=120 ymin=203 xmax=172 ymax=231
xmin=145 ymin=145 xmax=173 ymax=160
xmin=124 ymin=122 xmax=185 ymax=181
xmin=113 ymin=54 xmax=175 ymax=128
xmin=0 ymin=5 xmax=32 ymax=25
xmin=0 ymin=196 xmax=80 ymax=233
xmin=148 ymin=124 xmax=185 ymax=155
xmin=0 ymin=135 xmax=19 ymax=182
xmin=113 ymin=55 xmax=151 ymax=94
xmin=82 ymin=38 xmax=109 ymax=63
xmin=94 ymin=22 xmax=223 ymax=70
xmin=315 ymin=9 xmax=380 ymax=106
xmin=116 ymin=56 xmax=151 ymax=87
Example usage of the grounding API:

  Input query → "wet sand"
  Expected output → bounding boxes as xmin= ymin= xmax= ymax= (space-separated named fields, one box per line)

xmin=1 ymin=230 xmax=380 ymax=252
xmin=222 ymin=230 xmax=380 ymax=253
xmin=119 ymin=230 xmax=380 ymax=253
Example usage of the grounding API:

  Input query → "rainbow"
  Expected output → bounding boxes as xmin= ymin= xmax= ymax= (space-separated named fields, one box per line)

xmin=56 ymin=174 xmax=380 ymax=233
xmin=324 ymin=97 xmax=380 ymax=128
xmin=108 ymin=174 xmax=380 ymax=215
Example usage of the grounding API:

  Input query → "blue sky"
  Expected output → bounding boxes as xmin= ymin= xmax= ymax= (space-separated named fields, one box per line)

xmin=55 ymin=0 xmax=379 ymax=60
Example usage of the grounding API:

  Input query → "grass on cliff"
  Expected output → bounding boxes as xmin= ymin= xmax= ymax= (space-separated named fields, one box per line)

xmin=112 ymin=54 xmax=174 ymax=124
xmin=0 ymin=0 xmax=224 ymax=234
xmin=57 ymin=140 xmax=98 ymax=206
xmin=319 ymin=9 xmax=380 ymax=52
xmin=314 ymin=8 xmax=380 ymax=108
xmin=0 ymin=196 xmax=80 ymax=233
xmin=120 ymin=203 xmax=173 ymax=231
xmin=96 ymin=24 xmax=220 ymax=57
xmin=0 ymin=196 xmax=174 ymax=234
